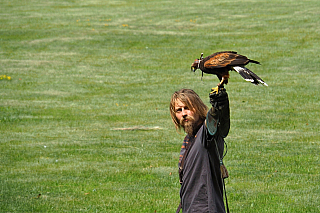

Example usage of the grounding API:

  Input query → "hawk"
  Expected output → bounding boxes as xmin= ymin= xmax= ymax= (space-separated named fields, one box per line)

xmin=191 ymin=51 xmax=268 ymax=93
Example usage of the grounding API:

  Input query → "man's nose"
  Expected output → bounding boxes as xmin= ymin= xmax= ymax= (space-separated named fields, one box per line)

xmin=182 ymin=109 xmax=187 ymax=116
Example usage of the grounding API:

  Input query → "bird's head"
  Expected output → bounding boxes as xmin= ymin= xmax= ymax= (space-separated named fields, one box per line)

xmin=191 ymin=59 xmax=200 ymax=72
xmin=190 ymin=53 xmax=203 ymax=72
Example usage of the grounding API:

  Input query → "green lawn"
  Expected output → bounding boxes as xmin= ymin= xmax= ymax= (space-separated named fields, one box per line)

xmin=1 ymin=0 xmax=319 ymax=212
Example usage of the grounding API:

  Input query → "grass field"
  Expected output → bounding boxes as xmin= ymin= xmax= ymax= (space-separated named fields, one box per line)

xmin=1 ymin=0 xmax=320 ymax=212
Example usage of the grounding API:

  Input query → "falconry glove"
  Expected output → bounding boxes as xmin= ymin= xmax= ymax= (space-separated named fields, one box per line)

xmin=209 ymin=88 xmax=229 ymax=111
xmin=207 ymin=88 xmax=230 ymax=138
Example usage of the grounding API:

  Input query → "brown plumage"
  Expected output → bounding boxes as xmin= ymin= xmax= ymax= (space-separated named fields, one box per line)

xmin=191 ymin=51 xmax=268 ymax=90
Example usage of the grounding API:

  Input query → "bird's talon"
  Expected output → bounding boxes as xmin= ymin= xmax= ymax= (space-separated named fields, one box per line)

xmin=210 ymin=86 xmax=219 ymax=94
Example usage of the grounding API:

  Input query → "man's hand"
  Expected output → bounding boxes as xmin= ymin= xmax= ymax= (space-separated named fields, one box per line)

xmin=209 ymin=88 xmax=229 ymax=110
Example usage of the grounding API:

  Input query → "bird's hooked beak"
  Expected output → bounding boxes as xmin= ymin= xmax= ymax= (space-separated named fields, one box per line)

xmin=191 ymin=59 xmax=200 ymax=72
xmin=191 ymin=65 xmax=197 ymax=72
xmin=191 ymin=53 xmax=203 ymax=72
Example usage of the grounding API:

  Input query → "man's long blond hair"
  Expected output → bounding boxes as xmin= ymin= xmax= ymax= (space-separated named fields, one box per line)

xmin=170 ymin=89 xmax=208 ymax=131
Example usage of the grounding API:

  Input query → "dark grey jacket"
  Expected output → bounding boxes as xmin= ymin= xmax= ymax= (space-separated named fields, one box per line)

xmin=180 ymin=105 xmax=230 ymax=213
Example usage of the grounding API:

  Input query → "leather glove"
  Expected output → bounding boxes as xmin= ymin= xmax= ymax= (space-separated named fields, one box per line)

xmin=208 ymin=88 xmax=230 ymax=138
xmin=209 ymin=88 xmax=229 ymax=110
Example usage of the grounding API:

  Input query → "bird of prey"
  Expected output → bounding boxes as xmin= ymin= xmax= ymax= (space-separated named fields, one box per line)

xmin=191 ymin=51 xmax=268 ymax=93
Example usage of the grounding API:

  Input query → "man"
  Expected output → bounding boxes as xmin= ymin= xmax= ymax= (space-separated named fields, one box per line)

xmin=170 ymin=88 xmax=230 ymax=213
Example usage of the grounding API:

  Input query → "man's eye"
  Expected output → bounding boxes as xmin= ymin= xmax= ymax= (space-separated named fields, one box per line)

xmin=176 ymin=109 xmax=182 ymax=113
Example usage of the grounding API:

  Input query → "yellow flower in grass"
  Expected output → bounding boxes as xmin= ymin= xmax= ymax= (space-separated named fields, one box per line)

xmin=0 ymin=75 xmax=11 ymax=80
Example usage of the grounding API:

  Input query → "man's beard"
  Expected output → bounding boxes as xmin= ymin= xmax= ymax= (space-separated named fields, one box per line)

xmin=180 ymin=115 xmax=198 ymax=136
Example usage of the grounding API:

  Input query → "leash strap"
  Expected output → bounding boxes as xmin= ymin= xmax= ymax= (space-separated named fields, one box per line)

xmin=176 ymin=202 xmax=182 ymax=213
xmin=223 ymin=177 xmax=230 ymax=213
xmin=214 ymin=138 xmax=230 ymax=213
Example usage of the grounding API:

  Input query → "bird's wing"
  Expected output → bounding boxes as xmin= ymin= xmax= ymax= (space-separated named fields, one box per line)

xmin=204 ymin=52 xmax=250 ymax=69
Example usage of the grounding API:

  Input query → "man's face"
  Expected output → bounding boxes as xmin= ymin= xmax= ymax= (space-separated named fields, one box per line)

xmin=174 ymin=99 xmax=200 ymax=135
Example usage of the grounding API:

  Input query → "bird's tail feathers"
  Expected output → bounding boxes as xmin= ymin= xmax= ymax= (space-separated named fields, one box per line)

xmin=233 ymin=66 xmax=268 ymax=86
